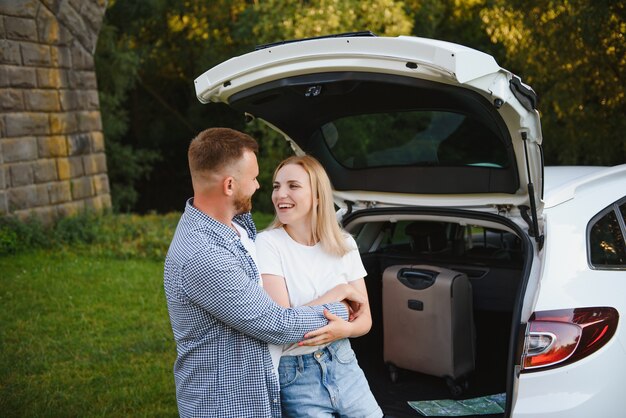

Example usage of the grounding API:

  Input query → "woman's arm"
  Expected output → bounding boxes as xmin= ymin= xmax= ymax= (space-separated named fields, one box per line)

xmin=261 ymin=274 xmax=291 ymax=308
xmin=299 ymin=278 xmax=372 ymax=346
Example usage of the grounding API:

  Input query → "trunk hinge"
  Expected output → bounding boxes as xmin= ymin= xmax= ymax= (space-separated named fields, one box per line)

xmin=521 ymin=131 xmax=544 ymax=251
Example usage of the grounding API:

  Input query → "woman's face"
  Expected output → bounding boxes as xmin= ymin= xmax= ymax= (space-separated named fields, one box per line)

xmin=272 ymin=163 xmax=314 ymax=226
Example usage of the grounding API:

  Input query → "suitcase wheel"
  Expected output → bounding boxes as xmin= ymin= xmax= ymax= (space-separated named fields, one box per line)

xmin=387 ymin=363 xmax=399 ymax=383
xmin=445 ymin=376 xmax=469 ymax=398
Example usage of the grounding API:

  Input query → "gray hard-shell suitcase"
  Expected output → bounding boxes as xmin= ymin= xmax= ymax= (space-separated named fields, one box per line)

xmin=382 ymin=264 xmax=475 ymax=395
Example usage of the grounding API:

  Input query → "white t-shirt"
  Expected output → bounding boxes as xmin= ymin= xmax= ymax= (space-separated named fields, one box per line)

xmin=256 ymin=227 xmax=367 ymax=366
xmin=234 ymin=222 xmax=282 ymax=378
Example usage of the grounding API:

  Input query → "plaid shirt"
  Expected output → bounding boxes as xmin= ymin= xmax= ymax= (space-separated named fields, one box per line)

xmin=164 ymin=199 xmax=349 ymax=417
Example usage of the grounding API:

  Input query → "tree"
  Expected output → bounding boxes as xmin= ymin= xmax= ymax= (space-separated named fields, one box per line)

xmin=479 ymin=0 xmax=626 ymax=165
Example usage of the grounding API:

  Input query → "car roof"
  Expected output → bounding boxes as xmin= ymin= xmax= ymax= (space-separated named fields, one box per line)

xmin=543 ymin=165 xmax=626 ymax=208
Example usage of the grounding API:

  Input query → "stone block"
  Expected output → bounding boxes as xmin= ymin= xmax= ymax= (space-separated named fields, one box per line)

xmin=25 ymin=89 xmax=60 ymax=111
xmin=21 ymin=42 xmax=52 ymax=66
xmin=5 ymin=17 xmax=37 ymax=41
xmin=91 ymin=131 xmax=105 ymax=152
xmin=37 ymin=4 xmax=61 ymax=45
xmin=2 ymin=136 xmax=38 ymax=162
xmin=92 ymin=173 xmax=110 ymax=194
xmin=58 ymin=25 xmax=73 ymax=47
xmin=0 ymin=40 xmax=22 ymax=65
xmin=76 ymin=110 xmax=102 ymax=131
xmin=50 ymin=46 xmax=71 ymax=68
xmin=80 ymin=89 xmax=99 ymax=110
xmin=67 ymin=133 xmax=91 ymax=155
xmin=0 ymin=65 xmax=8 ymax=87
xmin=69 ymin=70 xmax=97 ymax=89
xmin=84 ymin=195 xmax=103 ymax=211
xmin=35 ymin=183 xmax=50 ymax=206
xmin=18 ymin=206 xmax=57 ymax=227
xmin=0 ymin=164 xmax=5 ymax=188
xmin=9 ymin=162 xmax=34 ymax=186
xmin=59 ymin=89 xmax=79 ymax=110
xmin=0 ymin=191 xmax=7 ymax=215
xmin=0 ymin=88 xmax=24 ymax=111
xmin=80 ymin=1 xmax=107 ymax=32
xmin=83 ymin=153 xmax=107 ymax=175
xmin=57 ymin=200 xmax=84 ymax=218
xmin=37 ymin=68 xmax=69 ymax=88
xmin=40 ymin=0 xmax=62 ymax=14
xmin=101 ymin=193 xmax=111 ymax=209
xmin=7 ymin=184 xmax=38 ymax=211
xmin=59 ymin=3 xmax=88 ymax=49
xmin=70 ymin=176 xmax=93 ymax=199
xmin=5 ymin=112 xmax=49 ymax=136
xmin=33 ymin=159 xmax=58 ymax=183
xmin=68 ymin=155 xmax=83 ymax=177
xmin=56 ymin=157 xmax=70 ymax=180
xmin=38 ymin=135 xmax=68 ymax=158
xmin=48 ymin=180 xmax=71 ymax=204
xmin=0 ymin=0 xmax=38 ymax=18
xmin=50 ymin=111 xmax=78 ymax=134
xmin=7 ymin=65 xmax=36 ymax=87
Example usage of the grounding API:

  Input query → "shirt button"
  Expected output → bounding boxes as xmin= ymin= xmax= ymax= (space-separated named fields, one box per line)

xmin=273 ymin=398 xmax=278 ymax=403
xmin=315 ymin=352 xmax=321 ymax=359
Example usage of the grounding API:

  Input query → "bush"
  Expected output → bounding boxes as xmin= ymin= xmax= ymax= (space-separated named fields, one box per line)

xmin=0 ymin=211 xmax=274 ymax=259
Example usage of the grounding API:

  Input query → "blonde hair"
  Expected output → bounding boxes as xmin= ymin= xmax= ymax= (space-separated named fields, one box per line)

xmin=267 ymin=155 xmax=351 ymax=257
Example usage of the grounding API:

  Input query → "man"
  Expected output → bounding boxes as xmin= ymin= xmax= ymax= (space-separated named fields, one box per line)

xmin=163 ymin=127 xmax=354 ymax=417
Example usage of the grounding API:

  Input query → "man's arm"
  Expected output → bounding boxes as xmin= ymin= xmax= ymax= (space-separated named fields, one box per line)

xmin=181 ymin=248 xmax=349 ymax=345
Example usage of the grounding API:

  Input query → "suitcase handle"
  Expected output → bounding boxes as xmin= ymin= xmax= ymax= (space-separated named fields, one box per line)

xmin=397 ymin=268 xmax=437 ymax=290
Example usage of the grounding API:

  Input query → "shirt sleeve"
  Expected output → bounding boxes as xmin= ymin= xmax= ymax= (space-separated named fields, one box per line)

xmin=181 ymin=245 xmax=349 ymax=345
xmin=344 ymin=234 xmax=368 ymax=282
xmin=255 ymin=232 xmax=284 ymax=277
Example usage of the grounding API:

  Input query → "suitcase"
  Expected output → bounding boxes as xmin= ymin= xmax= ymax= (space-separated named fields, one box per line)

xmin=382 ymin=264 xmax=475 ymax=395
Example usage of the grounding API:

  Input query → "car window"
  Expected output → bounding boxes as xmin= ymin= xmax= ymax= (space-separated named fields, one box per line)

xmin=320 ymin=110 xmax=509 ymax=169
xmin=588 ymin=199 xmax=626 ymax=269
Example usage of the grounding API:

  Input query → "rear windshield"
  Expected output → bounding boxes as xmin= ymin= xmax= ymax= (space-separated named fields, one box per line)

xmin=318 ymin=110 xmax=509 ymax=169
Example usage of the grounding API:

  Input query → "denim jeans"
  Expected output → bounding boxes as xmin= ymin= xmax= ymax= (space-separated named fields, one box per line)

xmin=278 ymin=338 xmax=383 ymax=418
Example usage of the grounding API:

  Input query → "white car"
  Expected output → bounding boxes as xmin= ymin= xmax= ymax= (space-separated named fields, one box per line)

xmin=195 ymin=33 xmax=626 ymax=418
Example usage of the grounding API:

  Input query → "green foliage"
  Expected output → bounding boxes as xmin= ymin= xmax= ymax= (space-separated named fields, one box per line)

xmin=0 ymin=212 xmax=275 ymax=259
xmin=95 ymin=21 xmax=161 ymax=212
xmin=479 ymin=0 xmax=626 ymax=165
xmin=95 ymin=0 xmax=624 ymax=214
xmin=242 ymin=0 xmax=413 ymax=43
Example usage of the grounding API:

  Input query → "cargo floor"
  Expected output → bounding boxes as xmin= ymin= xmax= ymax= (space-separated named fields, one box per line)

xmin=353 ymin=311 xmax=511 ymax=418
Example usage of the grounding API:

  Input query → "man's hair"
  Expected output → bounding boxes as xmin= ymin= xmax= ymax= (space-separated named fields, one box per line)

xmin=188 ymin=127 xmax=258 ymax=174
xmin=267 ymin=155 xmax=351 ymax=257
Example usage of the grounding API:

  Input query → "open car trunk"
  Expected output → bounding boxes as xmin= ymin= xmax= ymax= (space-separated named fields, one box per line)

xmin=342 ymin=208 xmax=531 ymax=418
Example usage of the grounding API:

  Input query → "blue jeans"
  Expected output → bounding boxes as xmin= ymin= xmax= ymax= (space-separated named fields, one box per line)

xmin=278 ymin=338 xmax=383 ymax=418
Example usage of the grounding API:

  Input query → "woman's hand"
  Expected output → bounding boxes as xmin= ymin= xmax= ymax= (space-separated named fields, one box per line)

xmin=298 ymin=309 xmax=355 ymax=346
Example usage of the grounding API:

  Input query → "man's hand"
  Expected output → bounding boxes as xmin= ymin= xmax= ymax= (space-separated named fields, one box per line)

xmin=298 ymin=309 xmax=354 ymax=346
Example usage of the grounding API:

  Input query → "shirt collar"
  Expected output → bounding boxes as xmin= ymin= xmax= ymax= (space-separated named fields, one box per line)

xmin=184 ymin=198 xmax=257 ymax=241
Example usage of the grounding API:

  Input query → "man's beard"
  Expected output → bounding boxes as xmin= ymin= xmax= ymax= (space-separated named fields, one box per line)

xmin=234 ymin=190 xmax=252 ymax=214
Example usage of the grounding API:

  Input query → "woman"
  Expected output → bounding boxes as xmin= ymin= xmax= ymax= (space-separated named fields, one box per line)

xmin=256 ymin=155 xmax=382 ymax=418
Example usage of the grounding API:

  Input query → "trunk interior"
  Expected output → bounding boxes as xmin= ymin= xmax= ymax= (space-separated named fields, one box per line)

xmin=345 ymin=212 xmax=526 ymax=418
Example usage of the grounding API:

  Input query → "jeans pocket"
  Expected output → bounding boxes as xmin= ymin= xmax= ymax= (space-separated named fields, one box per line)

xmin=278 ymin=362 xmax=300 ymax=388
xmin=333 ymin=339 xmax=356 ymax=364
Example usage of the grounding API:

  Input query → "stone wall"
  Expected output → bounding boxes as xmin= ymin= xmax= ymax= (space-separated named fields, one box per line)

xmin=0 ymin=0 xmax=110 ymax=225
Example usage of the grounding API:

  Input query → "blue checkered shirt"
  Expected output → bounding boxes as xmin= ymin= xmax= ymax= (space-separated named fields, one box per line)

xmin=164 ymin=199 xmax=349 ymax=417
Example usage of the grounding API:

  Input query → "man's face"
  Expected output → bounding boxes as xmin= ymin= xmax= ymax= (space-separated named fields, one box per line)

xmin=232 ymin=150 xmax=260 ymax=214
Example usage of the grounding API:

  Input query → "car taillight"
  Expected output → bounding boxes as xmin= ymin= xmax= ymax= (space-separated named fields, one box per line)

xmin=521 ymin=307 xmax=619 ymax=372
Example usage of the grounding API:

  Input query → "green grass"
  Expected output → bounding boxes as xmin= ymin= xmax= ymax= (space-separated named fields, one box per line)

xmin=0 ymin=251 xmax=177 ymax=417
xmin=0 ymin=211 xmax=275 ymax=417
